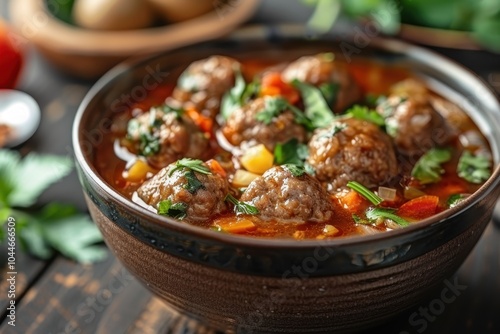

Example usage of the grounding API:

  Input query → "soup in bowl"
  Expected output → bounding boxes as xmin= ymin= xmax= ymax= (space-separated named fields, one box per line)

xmin=73 ymin=26 xmax=500 ymax=333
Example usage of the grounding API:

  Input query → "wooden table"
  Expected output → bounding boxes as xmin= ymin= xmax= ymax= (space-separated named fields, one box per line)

xmin=1 ymin=1 xmax=500 ymax=333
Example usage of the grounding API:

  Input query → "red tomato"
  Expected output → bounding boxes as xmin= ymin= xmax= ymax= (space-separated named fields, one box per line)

xmin=0 ymin=20 xmax=24 ymax=89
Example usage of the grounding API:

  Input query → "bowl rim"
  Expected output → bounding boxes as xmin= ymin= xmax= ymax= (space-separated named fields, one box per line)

xmin=10 ymin=0 xmax=261 ymax=56
xmin=73 ymin=24 xmax=500 ymax=250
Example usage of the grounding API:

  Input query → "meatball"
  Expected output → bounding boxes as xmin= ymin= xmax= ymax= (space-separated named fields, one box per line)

xmin=307 ymin=118 xmax=398 ymax=191
xmin=281 ymin=53 xmax=361 ymax=112
xmin=221 ymin=97 xmax=306 ymax=151
xmin=240 ymin=166 xmax=335 ymax=223
xmin=376 ymin=79 xmax=452 ymax=156
xmin=172 ymin=56 xmax=239 ymax=119
xmin=137 ymin=161 xmax=229 ymax=223
xmin=127 ymin=107 xmax=210 ymax=169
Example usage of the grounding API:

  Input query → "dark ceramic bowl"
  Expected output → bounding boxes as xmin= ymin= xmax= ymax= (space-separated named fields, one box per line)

xmin=73 ymin=25 xmax=500 ymax=333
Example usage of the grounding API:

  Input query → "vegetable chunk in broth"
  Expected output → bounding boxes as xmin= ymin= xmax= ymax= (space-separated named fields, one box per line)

xmin=94 ymin=53 xmax=493 ymax=240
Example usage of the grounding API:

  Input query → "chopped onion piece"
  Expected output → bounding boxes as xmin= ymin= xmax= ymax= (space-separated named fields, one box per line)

xmin=323 ymin=225 xmax=339 ymax=236
xmin=356 ymin=225 xmax=381 ymax=235
xmin=114 ymin=139 xmax=136 ymax=163
xmin=378 ymin=186 xmax=397 ymax=201
xmin=232 ymin=169 xmax=260 ymax=188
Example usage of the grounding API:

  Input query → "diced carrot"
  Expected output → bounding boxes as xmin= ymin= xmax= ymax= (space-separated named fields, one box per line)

xmin=397 ymin=195 xmax=440 ymax=220
xmin=217 ymin=218 xmax=256 ymax=234
xmin=186 ymin=108 xmax=213 ymax=134
xmin=206 ymin=159 xmax=227 ymax=178
xmin=338 ymin=190 xmax=365 ymax=213
xmin=260 ymin=72 xmax=300 ymax=104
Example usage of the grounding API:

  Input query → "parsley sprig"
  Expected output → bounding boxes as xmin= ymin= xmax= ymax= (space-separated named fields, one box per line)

xmin=168 ymin=158 xmax=211 ymax=176
xmin=0 ymin=150 xmax=106 ymax=263
xmin=457 ymin=151 xmax=491 ymax=184
xmin=255 ymin=96 xmax=315 ymax=131
xmin=225 ymin=194 xmax=259 ymax=215
xmin=411 ymin=148 xmax=452 ymax=184
xmin=157 ymin=199 xmax=188 ymax=220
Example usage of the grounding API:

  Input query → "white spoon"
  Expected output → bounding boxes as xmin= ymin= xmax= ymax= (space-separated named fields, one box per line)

xmin=0 ymin=89 xmax=41 ymax=147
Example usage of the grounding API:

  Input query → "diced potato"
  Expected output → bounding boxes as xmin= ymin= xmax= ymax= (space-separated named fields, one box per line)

xmin=240 ymin=144 xmax=274 ymax=174
xmin=123 ymin=159 xmax=153 ymax=182
xmin=232 ymin=169 xmax=260 ymax=188
xmin=323 ymin=225 xmax=339 ymax=236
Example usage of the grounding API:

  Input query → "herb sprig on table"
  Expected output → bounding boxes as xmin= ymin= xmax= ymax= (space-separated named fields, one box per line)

xmin=0 ymin=149 xmax=106 ymax=263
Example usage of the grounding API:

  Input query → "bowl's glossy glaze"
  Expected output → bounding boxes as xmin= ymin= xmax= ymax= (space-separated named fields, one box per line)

xmin=73 ymin=26 xmax=500 ymax=333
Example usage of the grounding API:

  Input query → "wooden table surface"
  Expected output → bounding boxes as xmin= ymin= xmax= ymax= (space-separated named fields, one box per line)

xmin=1 ymin=1 xmax=500 ymax=333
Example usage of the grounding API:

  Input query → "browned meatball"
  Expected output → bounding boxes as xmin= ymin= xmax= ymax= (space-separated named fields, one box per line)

xmin=137 ymin=161 xmax=229 ymax=223
xmin=307 ymin=118 xmax=398 ymax=191
xmin=127 ymin=108 xmax=210 ymax=169
xmin=221 ymin=97 xmax=306 ymax=151
xmin=281 ymin=53 xmax=361 ymax=112
xmin=172 ymin=56 xmax=239 ymax=119
xmin=376 ymin=79 xmax=452 ymax=156
xmin=240 ymin=166 xmax=335 ymax=223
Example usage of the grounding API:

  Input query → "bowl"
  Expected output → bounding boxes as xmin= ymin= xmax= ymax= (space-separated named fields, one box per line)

xmin=73 ymin=25 xmax=500 ymax=333
xmin=9 ymin=0 xmax=260 ymax=79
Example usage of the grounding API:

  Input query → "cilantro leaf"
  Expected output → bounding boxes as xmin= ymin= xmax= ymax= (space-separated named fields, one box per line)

xmin=447 ymin=194 xmax=468 ymax=208
xmin=366 ymin=207 xmax=410 ymax=227
xmin=256 ymin=96 xmax=314 ymax=131
xmin=457 ymin=151 xmax=491 ymax=184
xmin=184 ymin=170 xmax=206 ymax=194
xmin=0 ymin=151 xmax=73 ymax=207
xmin=345 ymin=105 xmax=385 ymax=127
xmin=255 ymin=96 xmax=288 ymax=124
xmin=221 ymin=68 xmax=247 ymax=120
xmin=139 ymin=133 xmax=160 ymax=157
xmin=319 ymin=82 xmax=340 ymax=106
xmin=225 ymin=194 xmax=259 ymax=215
xmin=157 ymin=199 xmax=188 ymax=220
xmin=411 ymin=148 xmax=452 ymax=184
xmin=274 ymin=138 xmax=309 ymax=166
xmin=293 ymin=80 xmax=336 ymax=128
xmin=168 ymin=158 xmax=211 ymax=176
xmin=283 ymin=164 xmax=306 ymax=177
xmin=318 ymin=123 xmax=347 ymax=139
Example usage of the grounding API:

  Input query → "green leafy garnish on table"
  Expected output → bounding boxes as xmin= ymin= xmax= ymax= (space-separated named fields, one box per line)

xmin=0 ymin=149 xmax=106 ymax=263
xmin=457 ymin=151 xmax=491 ymax=184
xmin=225 ymin=194 xmax=259 ymax=215
xmin=411 ymin=148 xmax=452 ymax=184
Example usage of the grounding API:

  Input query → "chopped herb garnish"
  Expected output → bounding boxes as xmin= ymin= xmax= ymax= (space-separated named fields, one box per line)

xmin=447 ymin=194 xmax=468 ymax=208
xmin=366 ymin=207 xmax=410 ymax=227
xmin=318 ymin=82 xmax=340 ymax=105
xmin=273 ymin=138 xmax=309 ymax=166
xmin=255 ymin=96 xmax=314 ymax=131
xmin=283 ymin=164 xmax=306 ymax=177
xmin=241 ymin=78 xmax=260 ymax=103
xmin=345 ymin=105 xmax=385 ymax=127
xmin=139 ymin=133 xmax=160 ymax=156
xmin=225 ymin=194 xmax=259 ymax=215
xmin=457 ymin=151 xmax=491 ymax=184
xmin=158 ymin=104 xmax=185 ymax=118
xmin=352 ymin=214 xmax=370 ymax=225
xmin=221 ymin=68 xmax=247 ymax=119
xmin=347 ymin=181 xmax=383 ymax=206
xmin=184 ymin=170 xmax=206 ymax=194
xmin=411 ymin=148 xmax=452 ymax=184
xmin=157 ymin=200 xmax=188 ymax=220
xmin=168 ymin=158 xmax=211 ymax=176
xmin=293 ymin=80 xmax=336 ymax=128
xmin=255 ymin=96 xmax=288 ymax=124
xmin=318 ymin=123 xmax=347 ymax=139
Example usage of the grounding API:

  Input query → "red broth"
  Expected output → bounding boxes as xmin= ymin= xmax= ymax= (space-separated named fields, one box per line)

xmin=94 ymin=55 xmax=489 ymax=239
